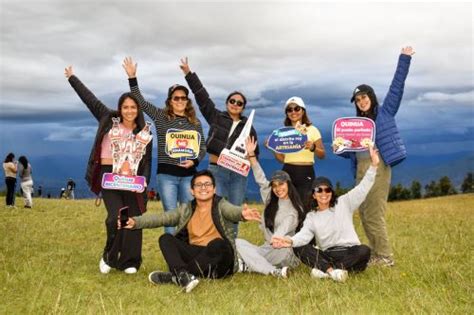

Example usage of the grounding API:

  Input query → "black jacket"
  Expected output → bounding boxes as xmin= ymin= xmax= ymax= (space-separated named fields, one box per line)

xmin=185 ymin=72 xmax=260 ymax=158
xmin=68 ymin=75 xmax=152 ymax=211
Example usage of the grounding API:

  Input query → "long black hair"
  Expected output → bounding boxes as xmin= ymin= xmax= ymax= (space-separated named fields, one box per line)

xmin=264 ymin=181 xmax=306 ymax=233
xmin=4 ymin=152 xmax=14 ymax=163
xmin=355 ymin=90 xmax=379 ymax=121
xmin=18 ymin=156 xmax=28 ymax=169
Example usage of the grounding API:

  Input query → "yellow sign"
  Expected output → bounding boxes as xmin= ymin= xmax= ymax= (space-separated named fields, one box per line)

xmin=165 ymin=129 xmax=201 ymax=159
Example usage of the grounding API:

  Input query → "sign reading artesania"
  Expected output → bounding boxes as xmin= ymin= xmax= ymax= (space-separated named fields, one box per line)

xmin=165 ymin=129 xmax=201 ymax=159
xmin=217 ymin=109 xmax=255 ymax=177
xmin=267 ymin=124 xmax=308 ymax=154
xmin=332 ymin=117 xmax=375 ymax=154
xmin=101 ymin=118 xmax=152 ymax=192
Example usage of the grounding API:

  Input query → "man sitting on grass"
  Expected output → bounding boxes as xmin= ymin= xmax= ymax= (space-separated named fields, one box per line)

xmin=120 ymin=170 xmax=261 ymax=293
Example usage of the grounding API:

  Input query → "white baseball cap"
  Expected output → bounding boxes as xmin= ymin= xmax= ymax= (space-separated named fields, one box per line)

xmin=285 ymin=96 xmax=306 ymax=110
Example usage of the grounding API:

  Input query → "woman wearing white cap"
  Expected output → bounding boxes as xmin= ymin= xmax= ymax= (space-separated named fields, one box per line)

xmin=270 ymin=96 xmax=325 ymax=203
xmin=234 ymin=137 xmax=306 ymax=278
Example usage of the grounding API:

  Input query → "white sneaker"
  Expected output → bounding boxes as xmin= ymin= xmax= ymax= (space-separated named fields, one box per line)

xmin=238 ymin=258 xmax=249 ymax=273
xmin=124 ymin=267 xmax=137 ymax=274
xmin=99 ymin=258 xmax=111 ymax=274
xmin=311 ymin=268 xmax=330 ymax=279
xmin=271 ymin=266 xmax=290 ymax=279
xmin=328 ymin=269 xmax=348 ymax=282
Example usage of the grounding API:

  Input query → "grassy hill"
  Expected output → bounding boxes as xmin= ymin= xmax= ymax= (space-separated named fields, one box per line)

xmin=1 ymin=194 xmax=472 ymax=314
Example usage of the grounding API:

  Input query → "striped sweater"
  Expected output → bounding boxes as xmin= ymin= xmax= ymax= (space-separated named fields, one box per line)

xmin=129 ymin=78 xmax=206 ymax=177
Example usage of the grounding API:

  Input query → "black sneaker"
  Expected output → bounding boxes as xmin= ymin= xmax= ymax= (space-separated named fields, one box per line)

xmin=148 ymin=271 xmax=176 ymax=285
xmin=177 ymin=271 xmax=199 ymax=293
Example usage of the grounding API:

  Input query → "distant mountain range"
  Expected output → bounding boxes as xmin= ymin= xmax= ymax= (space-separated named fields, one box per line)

xmin=2 ymin=152 xmax=473 ymax=201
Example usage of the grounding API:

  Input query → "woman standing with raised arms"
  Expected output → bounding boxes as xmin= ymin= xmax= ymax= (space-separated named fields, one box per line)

xmin=122 ymin=57 xmax=206 ymax=234
xmin=65 ymin=66 xmax=152 ymax=274
xmin=337 ymin=46 xmax=415 ymax=267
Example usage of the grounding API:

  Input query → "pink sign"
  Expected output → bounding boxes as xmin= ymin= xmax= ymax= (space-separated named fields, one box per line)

xmin=101 ymin=173 xmax=146 ymax=193
xmin=332 ymin=117 xmax=376 ymax=154
xmin=217 ymin=149 xmax=251 ymax=177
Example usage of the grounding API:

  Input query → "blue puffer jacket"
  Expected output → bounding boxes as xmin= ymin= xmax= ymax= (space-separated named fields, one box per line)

xmin=342 ymin=54 xmax=412 ymax=177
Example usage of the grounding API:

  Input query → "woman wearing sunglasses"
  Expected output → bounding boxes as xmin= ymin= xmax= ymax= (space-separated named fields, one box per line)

xmin=271 ymin=145 xmax=379 ymax=282
xmin=271 ymin=97 xmax=325 ymax=203
xmin=179 ymin=58 xmax=259 ymax=236
xmin=122 ymin=57 xmax=206 ymax=234
xmin=234 ymin=137 xmax=305 ymax=278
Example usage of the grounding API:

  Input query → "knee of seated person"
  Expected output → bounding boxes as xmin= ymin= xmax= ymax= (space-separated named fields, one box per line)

xmin=207 ymin=238 xmax=228 ymax=253
xmin=158 ymin=233 xmax=174 ymax=246
xmin=359 ymin=245 xmax=371 ymax=257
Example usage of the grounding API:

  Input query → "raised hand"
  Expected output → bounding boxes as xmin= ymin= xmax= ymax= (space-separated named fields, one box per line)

xmin=242 ymin=203 xmax=261 ymax=222
xmin=245 ymin=136 xmax=257 ymax=157
xmin=271 ymin=236 xmax=292 ymax=248
xmin=64 ymin=65 xmax=74 ymax=79
xmin=179 ymin=57 xmax=191 ymax=75
xmin=401 ymin=46 xmax=415 ymax=56
xmin=369 ymin=144 xmax=380 ymax=167
xmin=122 ymin=56 xmax=137 ymax=78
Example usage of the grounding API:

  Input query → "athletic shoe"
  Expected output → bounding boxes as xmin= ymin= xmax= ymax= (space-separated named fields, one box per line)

xmin=368 ymin=256 xmax=395 ymax=267
xmin=238 ymin=258 xmax=249 ymax=273
xmin=124 ymin=267 xmax=137 ymax=274
xmin=271 ymin=266 xmax=290 ymax=279
xmin=311 ymin=268 xmax=330 ymax=279
xmin=148 ymin=271 xmax=176 ymax=285
xmin=328 ymin=269 xmax=348 ymax=282
xmin=177 ymin=271 xmax=199 ymax=293
xmin=99 ymin=258 xmax=111 ymax=274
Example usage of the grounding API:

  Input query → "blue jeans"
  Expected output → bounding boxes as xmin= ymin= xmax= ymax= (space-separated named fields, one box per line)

xmin=156 ymin=173 xmax=193 ymax=234
xmin=208 ymin=164 xmax=248 ymax=236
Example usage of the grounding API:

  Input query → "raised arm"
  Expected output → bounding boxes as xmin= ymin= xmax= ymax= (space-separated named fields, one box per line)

xmin=65 ymin=65 xmax=110 ymax=121
xmin=246 ymin=136 xmax=271 ymax=202
xmin=181 ymin=57 xmax=220 ymax=124
xmin=122 ymin=57 xmax=162 ymax=120
xmin=382 ymin=46 xmax=415 ymax=117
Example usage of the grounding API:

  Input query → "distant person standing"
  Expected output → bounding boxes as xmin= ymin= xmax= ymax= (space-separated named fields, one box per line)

xmin=3 ymin=153 xmax=17 ymax=208
xmin=38 ymin=185 xmax=42 ymax=197
xmin=17 ymin=156 xmax=34 ymax=208
xmin=66 ymin=178 xmax=76 ymax=199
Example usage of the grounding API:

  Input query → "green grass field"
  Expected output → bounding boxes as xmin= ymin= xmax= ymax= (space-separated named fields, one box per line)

xmin=1 ymin=194 xmax=473 ymax=314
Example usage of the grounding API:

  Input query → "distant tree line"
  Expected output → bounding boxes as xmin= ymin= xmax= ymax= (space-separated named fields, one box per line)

xmin=334 ymin=172 xmax=473 ymax=202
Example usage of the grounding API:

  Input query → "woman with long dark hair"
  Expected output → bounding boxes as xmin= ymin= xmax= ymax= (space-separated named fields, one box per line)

xmin=123 ymin=57 xmax=206 ymax=235
xmin=336 ymin=46 xmax=415 ymax=266
xmin=17 ymin=156 xmax=33 ymax=208
xmin=3 ymin=153 xmax=17 ymax=207
xmin=272 ymin=145 xmax=379 ymax=282
xmin=235 ymin=137 xmax=305 ymax=278
xmin=65 ymin=65 xmax=152 ymax=274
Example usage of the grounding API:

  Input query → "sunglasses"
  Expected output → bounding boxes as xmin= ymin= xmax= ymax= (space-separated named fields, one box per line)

xmin=228 ymin=99 xmax=244 ymax=107
xmin=314 ymin=187 xmax=332 ymax=194
xmin=172 ymin=96 xmax=188 ymax=102
xmin=286 ymin=106 xmax=302 ymax=113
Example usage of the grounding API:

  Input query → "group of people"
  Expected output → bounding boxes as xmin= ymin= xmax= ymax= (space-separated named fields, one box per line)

xmin=3 ymin=153 xmax=34 ymax=208
xmin=65 ymin=46 xmax=414 ymax=292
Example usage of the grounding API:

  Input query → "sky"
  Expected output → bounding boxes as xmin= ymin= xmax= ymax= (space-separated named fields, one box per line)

xmin=0 ymin=1 xmax=473 ymax=164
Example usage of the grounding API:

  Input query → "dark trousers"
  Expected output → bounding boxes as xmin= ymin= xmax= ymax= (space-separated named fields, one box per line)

xmin=5 ymin=177 xmax=16 ymax=206
xmin=283 ymin=164 xmax=315 ymax=203
xmin=159 ymin=234 xmax=234 ymax=279
xmin=294 ymin=244 xmax=371 ymax=273
xmin=101 ymin=166 xmax=143 ymax=270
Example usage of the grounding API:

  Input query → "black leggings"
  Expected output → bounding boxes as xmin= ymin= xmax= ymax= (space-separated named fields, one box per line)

xmin=159 ymin=234 xmax=234 ymax=279
xmin=282 ymin=164 xmax=315 ymax=203
xmin=100 ymin=166 xmax=143 ymax=270
xmin=5 ymin=177 xmax=16 ymax=206
xmin=294 ymin=244 xmax=371 ymax=273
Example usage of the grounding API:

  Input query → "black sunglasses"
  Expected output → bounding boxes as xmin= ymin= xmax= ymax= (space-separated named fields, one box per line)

xmin=228 ymin=99 xmax=244 ymax=107
xmin=172 ymin=96 xmax=188 ymax=102
xmin=286 ymin=106 xmax=302 ymax=113
xmin=314 ymin=187 xmax=332 ymax=194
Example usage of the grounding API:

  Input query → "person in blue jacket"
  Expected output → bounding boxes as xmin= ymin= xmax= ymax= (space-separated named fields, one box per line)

xmin=336 ymin=46 xmax=415 ymax=267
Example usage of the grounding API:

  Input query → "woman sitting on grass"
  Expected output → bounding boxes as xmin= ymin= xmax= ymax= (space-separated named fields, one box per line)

xmin=272 ymin=145 xmax=379 ymax=282
xmin=235 ymin=137 xmax=305 ymax=278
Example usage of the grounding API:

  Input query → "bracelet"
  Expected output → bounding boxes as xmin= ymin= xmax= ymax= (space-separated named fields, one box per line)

xmin=310 ymin=144 xmax=316 ymax=152
xmin=248 ymin=155 xmax=256 ymax=158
